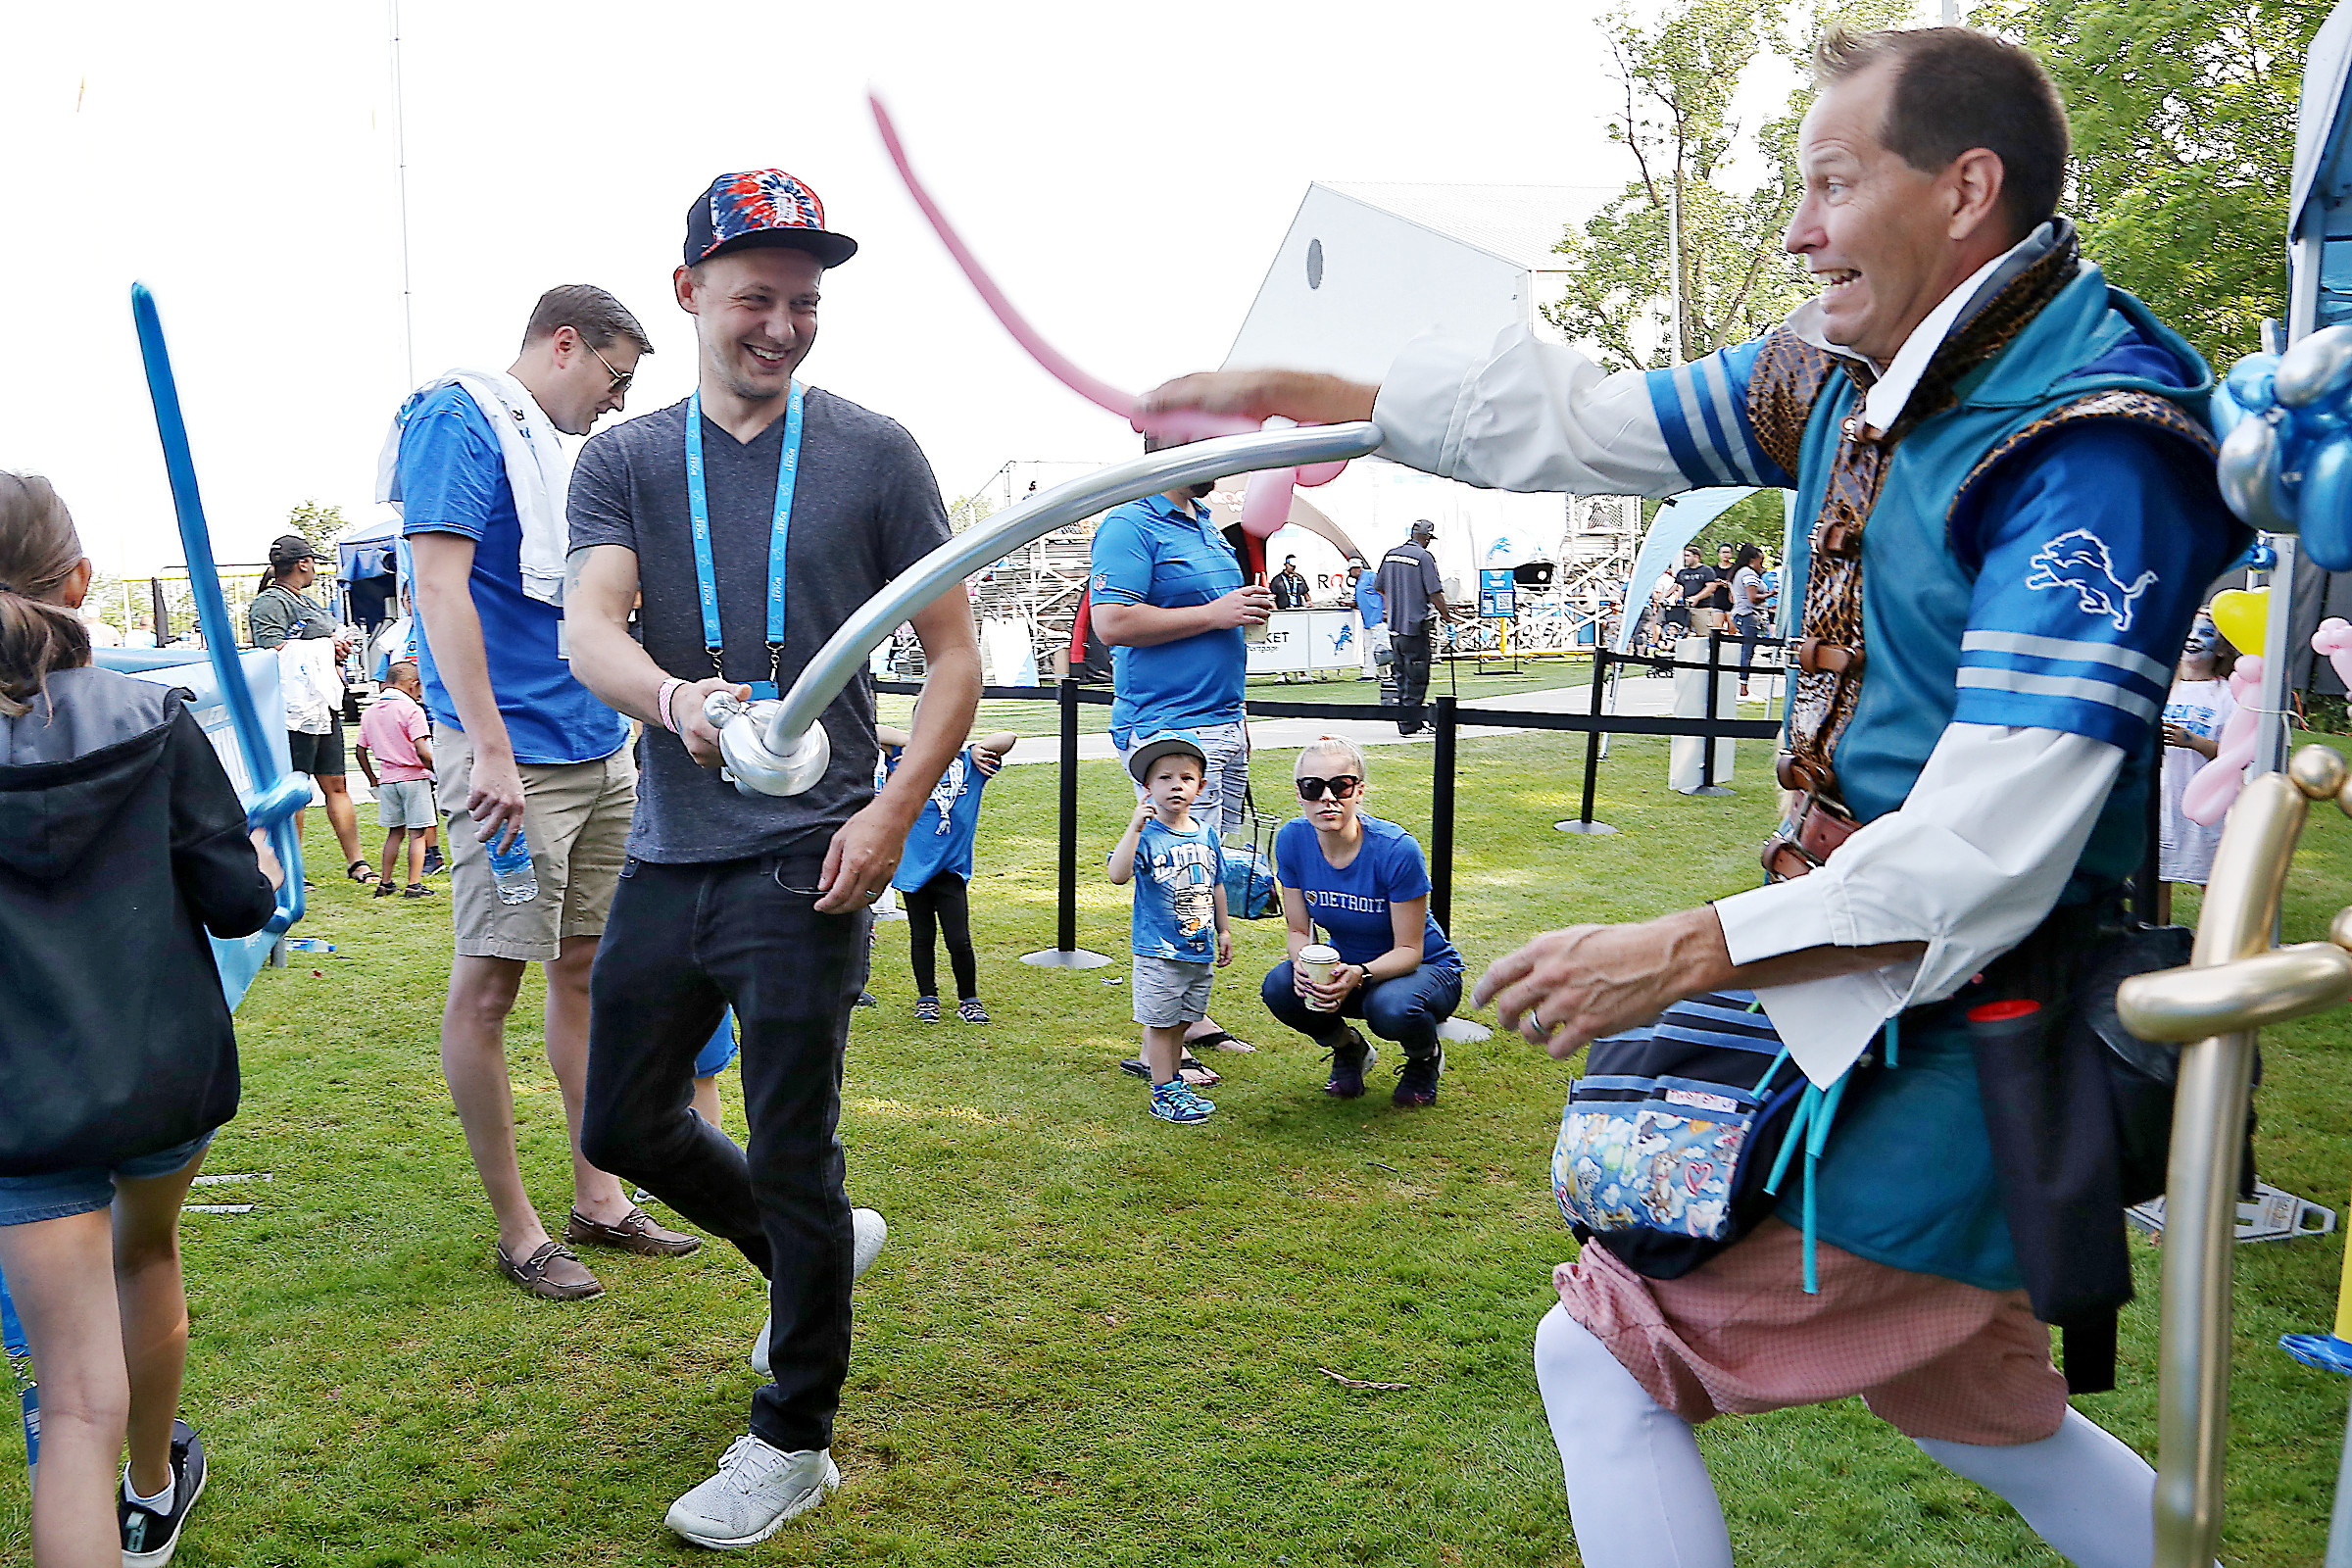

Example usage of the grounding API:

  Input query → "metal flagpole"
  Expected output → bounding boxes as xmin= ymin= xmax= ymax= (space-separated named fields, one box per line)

xmin=388 ymin=0 xmax=416 ymax=385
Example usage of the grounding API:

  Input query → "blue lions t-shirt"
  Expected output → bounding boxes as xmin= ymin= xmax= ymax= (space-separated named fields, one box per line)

xmin=396 ymin=385 xmax=625 ymax=765
xmin=1123 ymin=815 xmax=1223 ymax=961
xmin=884 ymin=745 xmax=991 ymax=893
xmin=1274 ymin=814 xmax=1460 ymax=972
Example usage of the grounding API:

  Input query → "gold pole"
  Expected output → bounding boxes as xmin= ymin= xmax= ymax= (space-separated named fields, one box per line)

xmin=2122 ymin=751 xmax=2346 ymax=1566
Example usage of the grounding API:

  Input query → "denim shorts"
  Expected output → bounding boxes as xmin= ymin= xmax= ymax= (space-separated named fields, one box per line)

xmin=0 ymin=1129 xmax=216 ymax=1227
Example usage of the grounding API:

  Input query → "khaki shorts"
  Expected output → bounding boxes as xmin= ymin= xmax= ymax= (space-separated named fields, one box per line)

xmin=433 ymin=726 xmax=636 ymax=962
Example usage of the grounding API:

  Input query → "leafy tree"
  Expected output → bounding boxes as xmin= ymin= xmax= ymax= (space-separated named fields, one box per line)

xmin=1545 ymin=0 xmax=1909 ymax=372
xmin=1987 ymin=0 xmax=2327 ymax=369
xmin=947 ymin=492 xmax=997 ymax=534
xmin=285 ymin=498 xmax=349 ymax=555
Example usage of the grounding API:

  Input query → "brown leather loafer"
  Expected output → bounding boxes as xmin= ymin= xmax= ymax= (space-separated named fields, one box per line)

xmin=564 ymin=1205 xmax=703 ymax=1258
xmin=496 ymin=1239 xmax=605 ymax=1300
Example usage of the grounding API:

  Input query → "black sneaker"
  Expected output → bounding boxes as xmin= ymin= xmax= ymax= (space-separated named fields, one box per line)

xmin=421 ymin=846 xmax=445 ymax=875
xmin=120 ymin=1418 xmax=207 ymax=1566
xmin=1322 ymin=1028 xmax=1375 ymax=1099
xmin=1393 ymin=1049 xmax=1444 ymax=1108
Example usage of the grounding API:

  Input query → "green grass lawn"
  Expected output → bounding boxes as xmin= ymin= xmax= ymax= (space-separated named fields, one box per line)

xmin=5 ymin=731 xmax=2349 ymax=1564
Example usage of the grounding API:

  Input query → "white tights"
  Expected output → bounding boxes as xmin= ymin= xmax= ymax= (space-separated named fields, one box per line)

xmin=1533 ymin=1303 xmax=2173 ymax=1568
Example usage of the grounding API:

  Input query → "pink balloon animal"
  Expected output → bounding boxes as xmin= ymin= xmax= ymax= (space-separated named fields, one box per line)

xmin=869 ymin=94 xmax=1342 ymax=539
xmin=2315 ymin=616 xmax=2352 ymax=693
xmin=2180 ymin=655 xmax=2266 ymax=826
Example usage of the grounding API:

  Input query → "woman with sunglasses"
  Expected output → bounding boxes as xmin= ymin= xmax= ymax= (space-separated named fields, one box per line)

xmin=1260 ymin=739 xmax=1464 ymax=1107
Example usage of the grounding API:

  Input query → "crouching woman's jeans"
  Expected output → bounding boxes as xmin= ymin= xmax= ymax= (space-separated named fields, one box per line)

xmin=1260 ymin=959 xmax=1462 ymax=1060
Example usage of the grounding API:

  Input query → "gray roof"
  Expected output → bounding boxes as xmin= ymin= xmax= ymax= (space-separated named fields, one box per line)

xmin=1320 ymin=182 xmax=1624 ymax=272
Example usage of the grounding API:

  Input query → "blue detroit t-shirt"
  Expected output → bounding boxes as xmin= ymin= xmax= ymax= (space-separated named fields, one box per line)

xmin=1090 ymin=494 xmax=1246 ymax=748
xmin=1123 ymin=815 xmax=1222 ymax=961
xmin=1275 ymin=814 xmax=1460 ymax=972
xmin=884 ymin=746 xmax=990 ymax=893
xmin=397 ymin=385 xmax=625 ymax=765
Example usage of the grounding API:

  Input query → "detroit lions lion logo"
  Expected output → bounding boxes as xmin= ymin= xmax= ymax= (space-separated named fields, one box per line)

xmin=2024 ymin=528 xmax=2158 ymax=632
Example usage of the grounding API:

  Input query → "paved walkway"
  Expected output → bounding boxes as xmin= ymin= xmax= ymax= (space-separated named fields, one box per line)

xmin=997 ymin=666 xmax=1783 ymax=767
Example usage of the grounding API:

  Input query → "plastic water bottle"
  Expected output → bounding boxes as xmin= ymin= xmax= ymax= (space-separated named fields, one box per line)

xmin=487 ymin=828 xmax=539 ymax=905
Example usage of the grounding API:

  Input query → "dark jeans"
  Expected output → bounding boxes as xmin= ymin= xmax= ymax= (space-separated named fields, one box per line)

xmin=580 ymin=852 xmax=870 ymax=1454
xmin=1392 ymin=625 xmax=1434 ymax=730
xmin=1260 ymin=959 xmax=1462 ymax=1059
xmin=903 ymin=871 xmax=976 ymax=1001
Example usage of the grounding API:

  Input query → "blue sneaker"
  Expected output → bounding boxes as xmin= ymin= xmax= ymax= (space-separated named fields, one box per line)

xmin=1150 ymin=1079 xmax=1215 ymax=1123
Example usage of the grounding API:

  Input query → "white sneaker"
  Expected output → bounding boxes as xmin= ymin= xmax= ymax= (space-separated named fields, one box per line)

xmin=750 ymin=1207 xmax=887 ymax=1376
xmin=664 ymin=1436 xmax=838 ymax=1548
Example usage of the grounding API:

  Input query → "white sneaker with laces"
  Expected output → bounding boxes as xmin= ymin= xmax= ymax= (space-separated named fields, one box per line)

xmin=749 ymin=1206 xmax=887 ymax=1376
xmin=664 ymin=1436 xmax=838 ymax=1548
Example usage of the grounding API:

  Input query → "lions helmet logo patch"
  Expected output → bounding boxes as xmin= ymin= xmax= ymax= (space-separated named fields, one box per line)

xmin=2024 ymin=528 xmax=2158 ymax=632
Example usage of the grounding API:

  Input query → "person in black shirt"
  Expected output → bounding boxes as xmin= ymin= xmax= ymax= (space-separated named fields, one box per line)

xmin=1668 ymin=547 xmax=1716 ymax=637
xmin=1270 ymin=555 xmax=1310 ymax=611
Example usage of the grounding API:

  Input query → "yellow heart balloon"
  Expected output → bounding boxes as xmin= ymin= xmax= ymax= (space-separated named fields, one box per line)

xmin=2210 ymin=587 xmax=2270 ymax=655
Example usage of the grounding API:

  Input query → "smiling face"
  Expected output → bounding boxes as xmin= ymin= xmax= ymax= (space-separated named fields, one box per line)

xmin=676 ymin=247 xmax=823 ymax=407
xmin=1783 ymin=58 xmax=2009 ymax=365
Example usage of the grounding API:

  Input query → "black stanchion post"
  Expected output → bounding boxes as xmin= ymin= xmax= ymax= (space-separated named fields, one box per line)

xmin=1020 ymin=676 xmax=1111 ymax=969
xmin=2134 ymin=730 xmax=2163 ymax=925
xmin=1557 ymin=646 xmax=1617 ymax=835
xmin=1431 ymin=694 xmax=1456 ymax=934
xmin=1689 ymin=629 xmax=1733 ymax=798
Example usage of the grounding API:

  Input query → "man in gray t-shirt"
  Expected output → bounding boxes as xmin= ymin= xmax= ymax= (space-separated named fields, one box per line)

xmin=1375 ymin=519 xmax=1454 ymax=734
xmin=564 ymin=168 xmax=982 ymax=1547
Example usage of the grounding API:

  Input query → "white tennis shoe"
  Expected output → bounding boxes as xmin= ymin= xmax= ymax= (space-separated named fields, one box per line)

xmin=749 ymin=1206 xmax=886 ymax=1376
xmin=664 ymin=1437 xmax=838 ymax=1548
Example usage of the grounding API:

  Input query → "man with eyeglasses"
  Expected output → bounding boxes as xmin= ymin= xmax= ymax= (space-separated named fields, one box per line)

xmin=382 ymin=284 xmax=694 ymax=1308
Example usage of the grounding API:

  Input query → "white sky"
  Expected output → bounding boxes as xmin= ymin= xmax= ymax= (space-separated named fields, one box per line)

xmin=2 ymin=0 xmax=1699 ymax=575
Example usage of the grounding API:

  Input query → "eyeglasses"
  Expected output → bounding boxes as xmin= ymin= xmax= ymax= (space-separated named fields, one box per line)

xmin=1296 ymin=774 xmax=1362 ymax=801
xmin=585 ymin=338 xmax=634 ymax=394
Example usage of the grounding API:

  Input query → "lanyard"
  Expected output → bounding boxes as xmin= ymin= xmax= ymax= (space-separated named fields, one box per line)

xmin=686 ymin=380 xmax=805 ymax=699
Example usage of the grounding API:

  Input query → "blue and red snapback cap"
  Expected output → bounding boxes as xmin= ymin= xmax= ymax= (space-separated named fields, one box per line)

xmin=684 ymin=169 xmax=858 ymax=269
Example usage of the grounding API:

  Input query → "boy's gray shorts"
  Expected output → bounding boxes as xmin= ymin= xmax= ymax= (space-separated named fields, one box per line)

xmin=1133 ymin=956 xmax=1214 ymax=1028
xmin=375 ymin=777 xmax=437 ymax=830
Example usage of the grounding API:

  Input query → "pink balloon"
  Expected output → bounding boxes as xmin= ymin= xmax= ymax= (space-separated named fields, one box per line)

xmin=2180 ymin=655 xmax=2266 ymax=826
xmin=869 ymin=92 xmax=1348 ymax=539
xmin=2313 ymin=616 xmax=2352 ymax=693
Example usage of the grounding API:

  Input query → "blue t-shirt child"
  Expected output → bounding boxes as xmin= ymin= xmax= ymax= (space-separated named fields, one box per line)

xmin=395 ymin=385 xmax=625 ymax=765
xmin=882 ymin=746 xmax=991 ymax=893
xmin=1275 ymin=814 xmax=1461 ymax=973
xmin=1125 ymin=816 xmax=1224 ymax=962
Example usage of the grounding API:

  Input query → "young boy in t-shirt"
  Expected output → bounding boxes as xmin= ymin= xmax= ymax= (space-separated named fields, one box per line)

xmin=1107 ymin=731 xmax=1232 ymax=1124
xmin=354 ymin=660 xmax=438 ymax=899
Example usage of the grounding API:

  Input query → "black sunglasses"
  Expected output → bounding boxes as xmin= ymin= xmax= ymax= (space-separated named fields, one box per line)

xmin=1297 ymin=774 xmax=1362 ymax=801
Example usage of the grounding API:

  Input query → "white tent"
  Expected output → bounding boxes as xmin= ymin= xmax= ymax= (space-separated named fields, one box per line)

xmin=1221 ymin=182 xmax=1633 ymax=597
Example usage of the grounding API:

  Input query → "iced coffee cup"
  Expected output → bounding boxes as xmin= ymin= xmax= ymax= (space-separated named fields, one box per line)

xmin=1298 ymin=943 xmax=1343 ymax=1011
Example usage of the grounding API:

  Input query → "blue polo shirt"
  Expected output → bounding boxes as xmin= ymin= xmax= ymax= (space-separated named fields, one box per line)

xmin=1090 ymin=493 xmax=1245 ymax=748
xmin=396 ymin=386 xmax=626 ymax=765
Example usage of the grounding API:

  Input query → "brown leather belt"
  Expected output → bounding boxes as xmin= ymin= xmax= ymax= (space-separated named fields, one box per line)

xmin=1761 ymin=789 xmax=1857 ymax=882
